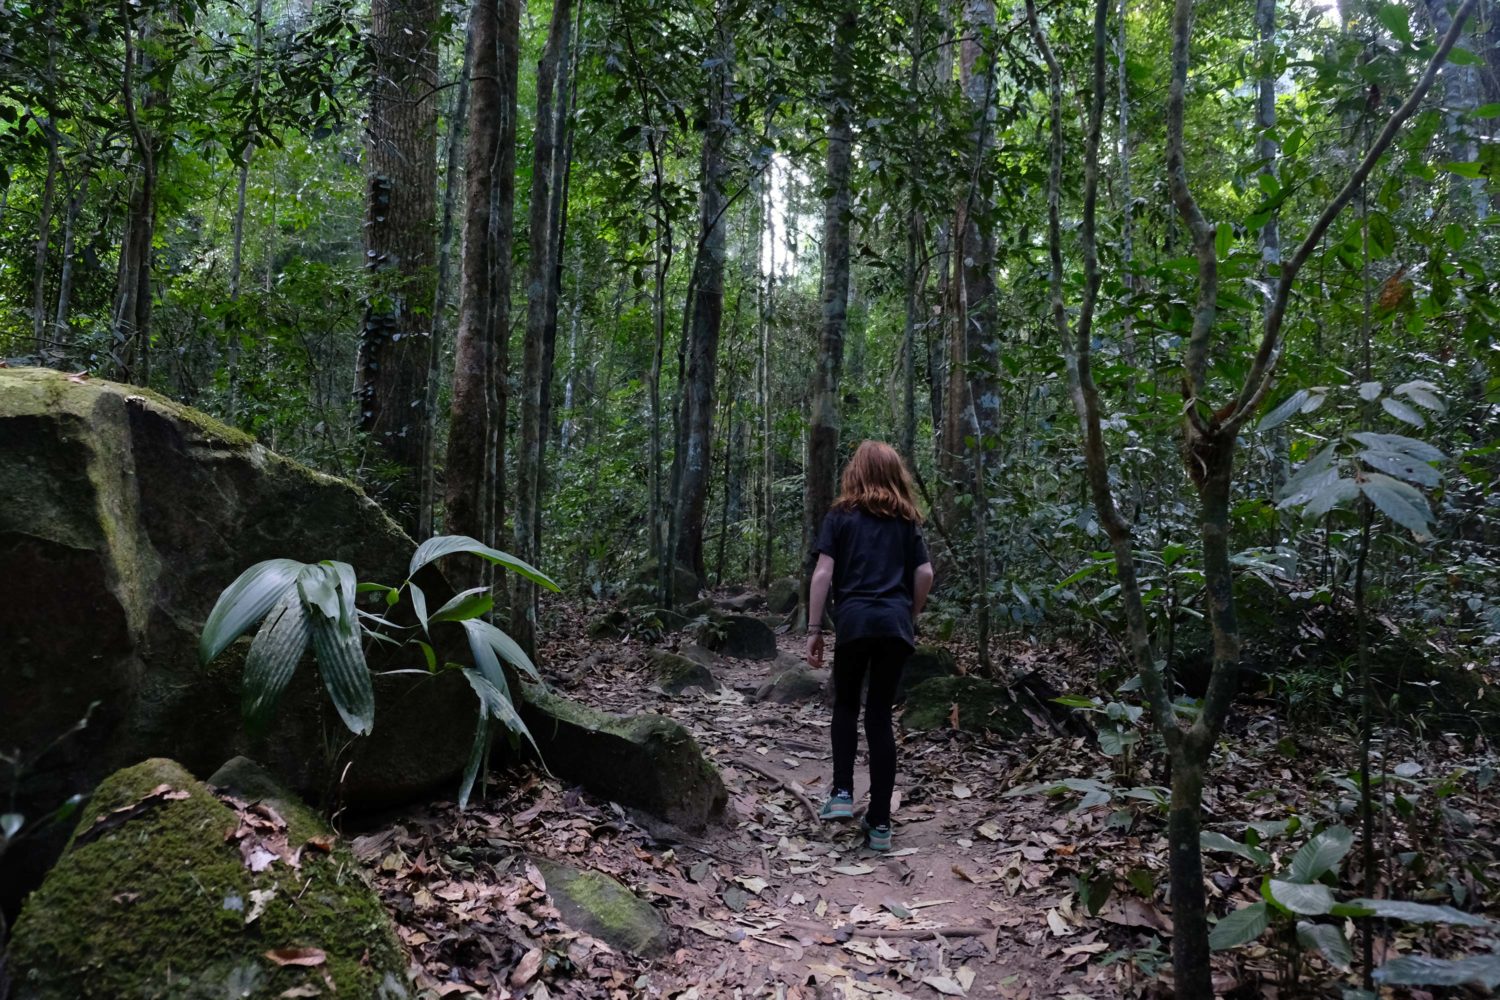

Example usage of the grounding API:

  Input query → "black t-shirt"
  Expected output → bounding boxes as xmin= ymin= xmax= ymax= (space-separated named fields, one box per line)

xmin=814 ymin=507 xmax=930 ymax=649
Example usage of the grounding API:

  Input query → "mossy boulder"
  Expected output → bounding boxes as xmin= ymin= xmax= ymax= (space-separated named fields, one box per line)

xmin=519 ymin=687 xmax=726 ymax=830
xmin=705 ymin=614 xmax=778 ymax=661
xmin=628 ymin=563 xmax=701 ymax=605
xmin=646 ymin=650 xmax=719 ymax=694
xmin=588 ymin=609 xmax=630 ymax=638
xmin=767 ymin=576 xmax=800 ymax=614
xmin=896 ymin=646 xmax=959 ymax=701
xmin=901 ymin=677 xmax=1028 ymax=735
xmin=753 ymin=666 xmax=829 ymax=704
xmin=7 ymin=758 xmax=409 ymax=1000
xmin=0 ymin=368 xmax=475 ymax=909
xmin=533 ymin=860 xmax=671 ymax=956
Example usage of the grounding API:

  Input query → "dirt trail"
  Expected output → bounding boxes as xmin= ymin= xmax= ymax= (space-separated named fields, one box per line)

xmin=362 ymin=610 xmax=1146 ymax=999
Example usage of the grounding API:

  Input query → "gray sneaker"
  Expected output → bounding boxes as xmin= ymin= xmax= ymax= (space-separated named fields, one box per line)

xmin=863 ymin=819 xmax=892 ymax=852
xmin=819 ymin=791 xmax=854 ymax=821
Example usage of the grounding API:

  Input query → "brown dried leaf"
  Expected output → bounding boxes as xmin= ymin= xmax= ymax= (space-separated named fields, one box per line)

xmin=263 ymin=947 xmax=327 ymax=967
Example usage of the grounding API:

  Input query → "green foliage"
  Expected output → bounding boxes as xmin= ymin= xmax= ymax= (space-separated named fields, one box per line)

xmin=200 ymin=535 xmax=559 ymax=808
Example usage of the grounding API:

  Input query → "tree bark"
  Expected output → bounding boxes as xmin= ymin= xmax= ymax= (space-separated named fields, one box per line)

xmin=357 ymin=0 xmax=441 ymax=532
xmin=422 ymin=21 xmax=475 ymax=538
xmin=513 ymin=0 xmax=574 ymax=652
xmin=1424 ymin=0 xmax=1488 ymax=220
xmin=956 ymin=0 xmax=1000 ymax=447
xmin=31 ymin=123 xmax=59 ymax=356
xmin=52 ymin=169 xmax=88 ymax=345
xmin=446 ymin=0 xmax=518 ymax=559
xmin=802 ymin=3 xmax=857 ymax=605
xmin=673 ymin=18 xmax=734 ymax=583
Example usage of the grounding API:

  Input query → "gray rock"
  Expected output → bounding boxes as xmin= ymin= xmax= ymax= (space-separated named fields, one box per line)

xmin=767 ymin=576 xmax=800 ymax=614
xmin=706 ymin=614 xmax=777 ymax=661
xmin=519 ymin=687 xmax=726 ymax=830
xmin=646 ymin=650 xmax=719 ymax=694
xmin=0 ymin=368 xmax=474 ymax=906
xmin=754 ymin=666 xmax=829 ymax=704
xmin=901 ymin=676 xmax=1028 ymax=735
xmin=896 ymin=646 xmax=960 ymax=701
xmin=533 ymin=859 xmax=672 ymax=956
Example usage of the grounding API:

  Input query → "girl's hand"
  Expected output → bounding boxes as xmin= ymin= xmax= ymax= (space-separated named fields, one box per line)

xmin=805 ymin=630 xmax=825 ymax=668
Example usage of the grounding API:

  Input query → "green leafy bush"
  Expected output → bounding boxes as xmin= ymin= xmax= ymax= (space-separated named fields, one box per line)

xmin=199 ymin=534 xmax=559 ymax=808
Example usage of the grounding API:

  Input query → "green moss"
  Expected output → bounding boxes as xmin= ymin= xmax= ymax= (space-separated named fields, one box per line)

xmin=10 ymin=759 xmax=408 ymax=1000
xmin=534 ymin=860 xmax=670 ymax=956
xmin=901 ymin=677 xmax=1027 ymax=735
xmin=646 ymin=651 xmax=717 ymax=694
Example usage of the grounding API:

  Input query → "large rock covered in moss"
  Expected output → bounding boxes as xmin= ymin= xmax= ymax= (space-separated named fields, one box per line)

xmin=8 ymin=758 xmax=410 ymax=1000
xmin=901 ymin=677 xmax=1028 ymax=735
xmin=646 ymin=650 xmax=719 ymax=694
xmin=767 ymin=576 xmax=800 ymax=614
xmin=0 ymin=368 xmax=474 ymax=904
xmin=705 ymin=614 xmax=778 ymax=660
xmin=520 ymin=688 xmax=726 ymax=830
xmin=895 ymin=646 xmax=959 ymax=701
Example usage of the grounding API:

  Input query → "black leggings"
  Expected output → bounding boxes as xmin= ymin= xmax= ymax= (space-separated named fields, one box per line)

xmin=831 ymin=636 xmax=909 ymax=827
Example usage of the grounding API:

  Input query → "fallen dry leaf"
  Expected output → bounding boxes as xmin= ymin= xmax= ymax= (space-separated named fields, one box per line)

xmin=264 ymin=947 xmax=327 ymax=967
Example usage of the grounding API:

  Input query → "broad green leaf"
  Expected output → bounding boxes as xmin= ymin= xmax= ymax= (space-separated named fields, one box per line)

xmin=1473 ymin=103 xmax=1500 ymax=118
xmin=1359 ymin=473 xmax=1434 ymax=537
xmin=1381 ymin=397 xmax=1426 ymax=428
xmin=1374 ymin=954 xmax=1500 ymax=989
xmin=415 ymin=640 xmax=437 ymax=672
xmin=1342 ymin=898 xmax=1495 ymax=927
xmin=1303 ymin=477 xmax=1359 ymax=519
xmin=1376 ymin=3 xmax=1411 ymax=43
xmin=431 ymin=588 xmax=495 ymax=623
xmin=458 ymin=711 xmax=490 ymax=811
xmin=1357 ymin=448 xmax=1440 ymax=487
xmin=1368 ymin=213 xmax=1395 ymax=257
xmin=1288 ymin=826 xmax=1353 ymax=883
xmin=1296 ymin=921 xmax=1352 ymax=969
xmin=1216 ymin=222 xmax=1233 ymax=258
xmin=1201 ymin=830 xmax=1271 ymax=866
xmin=298 ymin=563 xmax=341 ymax=621
xmin=1446 ymin=46 xmax=1480 ymax=66
xmin=1300 ymin=391 xmax=1327 ymax=415
xmin=1247 ymin=817 xmax=1299 ymax=841
xmin=1209 ymin=902 xmax=1269 ymax=950
xmin=301 ymin=576 xmax=374 ymax=736
xmin=1098 ymin=726 xmax=1139 ymax=757
xmin=462 ymin=618 xmax=543 ymax=684
xmin=461 ymin=667 xmax=541 ymax=759
xmin=409 ymin=582 xmax=430 ymax=633
xmin=200 ymin=559 xmax=305 ymax=664
xmin=329 ymin=560 xmax=358 ymax=629
xmin=243 ymin=592 xmax=310 ymax=734
xmin=1277 ymin=442 xmax=1338 ymax=503
xmin=408 ymin=535 xmax=561 ymax=592
xmin=1394 ymin=381 xmax=1445 ymax=413
xmin=1258 ymin=389 xmax=1310 ymax=432
xmin=1266 ymin=878 xmax=1335 ymax=915
xmin=1051 ymin=694 xmax=1099 ymax=709
xmin=1349 ymin=432 xmax=1443 ymax=463
xmin=1357 ymin=381 xmax=1382 ymax=401
xmin=461 ymin=619 xmax=511 ymax=699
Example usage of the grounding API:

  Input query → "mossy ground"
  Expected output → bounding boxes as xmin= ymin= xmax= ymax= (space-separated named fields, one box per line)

xmin=901 ymin=676 xmax=1027 ymax=734
xmin=534 ymin=860 xmax=670 ymax=956
xmin=9 ymin=759 xmax=407 ymax=1000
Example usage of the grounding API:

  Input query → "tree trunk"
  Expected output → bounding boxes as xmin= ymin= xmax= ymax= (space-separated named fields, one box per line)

xmin=673 ymin=19 xmax=733 ymax=583
xmin=758 ymin=153 xmax=776 ymax=589
xmin=422 ymin=21 xmax=475 ymax=538
xmin=446 ymin=0 xmax=518 ymax=559
xmin=227 ymin=0 xmax=264 ymax=418
xmin=357 ymin=0 xmax=441 ymax=532
xmin=52 ymin=170 xmax=88 ymax=345
xmin=513 ymin=0 xmax=574 ymax=653
xmin=957 ymin=0 xmax=999 ymax=446
xmin=802 ymin=3 xmax=857 ymax=607
xmin=1424 ymin=0 xmax=1488 ymax=220
xmin=31 ymin=126 xmax=59 ymax=356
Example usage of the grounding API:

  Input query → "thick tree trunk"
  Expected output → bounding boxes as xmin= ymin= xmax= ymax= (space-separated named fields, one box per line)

xmin=957 ymin=0 xmax=999 ymax=445
xmin=446 ymin=0 xmax=518 ymax=557
xmin=802 ymin=4 xmax=857 ymax=606
xmin=357 ymin=0 xmax=440 ymax=532
xmin=513 ymin=0 xmax=574 ymax=652
xmin=673 ymin=21 xmax=733 ymax=583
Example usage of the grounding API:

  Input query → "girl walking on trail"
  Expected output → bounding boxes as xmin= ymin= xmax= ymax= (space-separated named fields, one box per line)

xmin=805 ymin=440 xmax=935 ymax=852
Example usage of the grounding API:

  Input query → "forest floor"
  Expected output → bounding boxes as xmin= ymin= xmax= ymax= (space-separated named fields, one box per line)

xmin=353 ymin=595 xmax=1500 ymax=1000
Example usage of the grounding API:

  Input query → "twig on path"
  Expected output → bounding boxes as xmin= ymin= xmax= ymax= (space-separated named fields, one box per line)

xmin=737 ymin=757 xmax=820 ymax=823
xmin=782 ymin=918 xmax=993 ymax=941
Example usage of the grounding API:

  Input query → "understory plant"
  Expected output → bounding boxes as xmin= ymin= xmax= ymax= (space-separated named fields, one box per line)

xmin=199 ymin=534 xmax=559 ymax=807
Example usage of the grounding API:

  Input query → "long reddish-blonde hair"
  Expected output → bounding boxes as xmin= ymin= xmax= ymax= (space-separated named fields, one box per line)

xmin=831 ymin=441 xmax=924 ymax=523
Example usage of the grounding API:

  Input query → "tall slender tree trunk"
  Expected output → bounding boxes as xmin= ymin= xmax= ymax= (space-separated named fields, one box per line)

xmin=802 ymin=3 xmax=857 ymax=613
xmin=422 ymin=22 xmax=475 ymax=538
xmin=447 ymin=0 xmax=517 ymax=561
xmin=226 ymin=0 xmax=264 ymax=417
xmin=113 ymin=1 xmax=166 ymax=387
xmin=1424 ymin=0 xmax=1488 ymax=219
xmin=957 ymin=0 xmax=999 ymax=445
xmin=52 ymin=170 xmax=89 ymax=345
xmin=513 ymin=0 xmax=574 ymax=652
xmin=31 ymin=126 xmax=59 ymax=356
xmin=357 ymin=0 xmax=441 ymax=531
xmin=758 ymin=154 xmax=776 ymax=588
xmin=1117 ymin=0 xmax=1136 ymax=370
xmin=673 ymin=19 xmax=733 ymax=584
